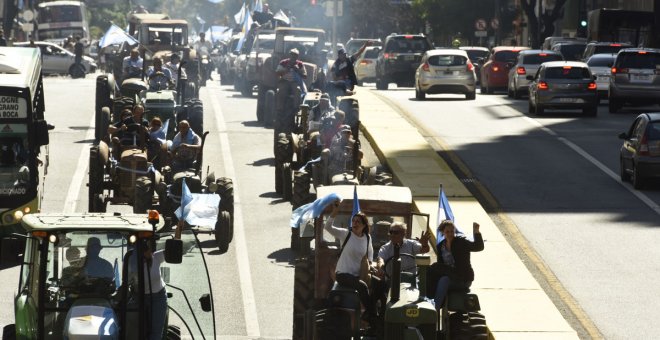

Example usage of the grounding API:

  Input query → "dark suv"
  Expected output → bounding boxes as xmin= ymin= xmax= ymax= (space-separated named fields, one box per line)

xmin=619 ymin=113 xmax=660 ymax=189
xmin=609 ymin=48 xmax=660 ymax=113
xmin=375 ymin=33 xmax=433 ymax=90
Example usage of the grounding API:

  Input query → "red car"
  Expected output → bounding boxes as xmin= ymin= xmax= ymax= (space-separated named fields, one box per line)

xmin=480 ymin=46 xmax=530 ymax=94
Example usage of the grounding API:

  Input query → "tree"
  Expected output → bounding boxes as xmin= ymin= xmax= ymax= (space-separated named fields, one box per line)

xmin=520 ymin=0 xmax=567 ymax=48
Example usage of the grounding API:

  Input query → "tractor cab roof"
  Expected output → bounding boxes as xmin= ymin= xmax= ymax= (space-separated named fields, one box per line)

xmin=20 ymin=213 xmax=160 ymax=233
xmin=0 ymin=47 xmax=41 ymax=94
xmin=317 ymin=185 xmax=412 ymax=216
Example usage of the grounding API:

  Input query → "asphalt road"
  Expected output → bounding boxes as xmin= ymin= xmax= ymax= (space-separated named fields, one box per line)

xmin=372 ymin=84 xmax=660 ymax=340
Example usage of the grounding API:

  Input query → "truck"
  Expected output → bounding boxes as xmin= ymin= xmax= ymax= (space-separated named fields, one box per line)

xmin=587 ymin=9 xmax=655 ymax=47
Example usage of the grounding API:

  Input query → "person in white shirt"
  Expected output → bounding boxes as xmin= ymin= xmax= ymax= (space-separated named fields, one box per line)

xmin=122 ymin=48 xmax=143 ymax=79
xmin=324 ymin=200 xmax=381 ymax=323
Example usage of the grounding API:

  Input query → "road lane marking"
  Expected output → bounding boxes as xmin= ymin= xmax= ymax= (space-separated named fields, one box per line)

xmin=371 ymin=89 xmax=603 ymax=339
xmin=207 ymin=86 xmax=261 ymax=337
xmin=63 ymin=113 xmax=95 ymax=213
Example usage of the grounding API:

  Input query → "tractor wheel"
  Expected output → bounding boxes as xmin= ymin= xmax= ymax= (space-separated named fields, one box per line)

xmin=314 ymin=309 xmax=352 ymax=340
xmin=95 ymin=76 xmax=112 ymax=141
xmin=275 ymin=163 xmax=283 ymax=195
xmin=165 ymin=325 xmax=181 ymax=340
xmin=69 ymin=63 xmax=86 ymax=79
xmin=632 ymin=164 xmax=644 ymax=190
xmin=95 ymin=107 xmax=111 ymax=142
xmin=292 ymin=171 xmax=311 ymax=209
xmin=133 ymin=176 xmax=153 ymax=214
xmin=292 ymin=255 xmax=315 ymax=340
xmin=185 ymin=82 xmax=197 ymax=101
xmin=217 ymin=177 xmax=234 ymax=242
xmin=275 ymin=133 xmax=291 ymax=164
xmin=256 ymin=87 xmax=266 ymax=122
xmin=264 ymin=90 xmax=276 ymax=128
xmin=88 ymin=146 xmax=105 ymax=212
xmin=468 ymin=312 xmax=489 ymax=340
xmin=187 ymin=99 xmax=204 ymax=137
xmin=215 ymin=211 xmax=231 ymax=254
xmin=282 ymin=162 xmax=293 ymax=201
xmin=241 ymin=80 xmax=252 ymax=97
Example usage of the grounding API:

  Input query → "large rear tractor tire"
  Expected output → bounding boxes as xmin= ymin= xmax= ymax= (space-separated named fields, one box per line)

xmin=468 ymin=312 xmax=489 ymax=340
xmin=95 ymin=75 xmax=112 ymax=141
xmin=88 ymin=146 xmax=105 ymax=212
xmin=282 ymin=162 xmax=293 ymax=201
xmin=264 ymin=90 xmax=276 ymax=128
xmin=217 ymin=177 xmax=234 ymax=242
xmin=215 ymin=211 xmax=231 ymax=254
xmin=133 ymin=176 xmax=153 ymax=214
xmin=292 ymin=171 xmax=311 ymax=209
xmin=292 ymin=255 xmax=315 ymax=340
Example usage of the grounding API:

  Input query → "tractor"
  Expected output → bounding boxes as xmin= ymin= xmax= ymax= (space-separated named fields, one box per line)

xmin=0 ymin=211 xmax=217 ymax=340
xmin=292 ymin=185 xmax=488 ymax=340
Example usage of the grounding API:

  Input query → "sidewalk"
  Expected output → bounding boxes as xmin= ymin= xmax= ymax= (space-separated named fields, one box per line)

xmin=354 ymin=89 xmax=580 ymax=340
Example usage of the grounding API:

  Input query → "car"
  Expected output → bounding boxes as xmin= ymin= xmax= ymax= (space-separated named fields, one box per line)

xmin=354 ymin=46 xmax=380 ymax=85
xmin=618 ymin=112 xmax=660 ymax=189
xmin=527 ymin=61 xmax=598 ymax=116
xmin=460 ymin=46 xmax=489 ymax=84
xmin=414 ymin=48 xmax=476 ymax=100
xmin=14 ymin=41 xmax=97 ymax=76
xmin=507 ymin=49 xmax=563 ymax=99
xmin=345 ymin=38 xmax=381 ymax=56
xmin=480 ymin=46 xmax=530 ymax=94
xmin=542 ymin=36 xmax=586 ymax=50
xmin=550 ymin=41 xmax=587 ymax=61
xmin=375 ymin=33 xmax=433 ymax=90
xmin=609 ymin=48 xmax=660 ymax=113
xmin=586 ymin=53 xmax=616 ymax=101
xmin=582 ymin=42 xmax=632 ymax=62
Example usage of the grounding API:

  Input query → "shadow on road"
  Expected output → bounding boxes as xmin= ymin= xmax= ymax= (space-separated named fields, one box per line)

xmin=267 ymin=247 xmax=296 ymax=266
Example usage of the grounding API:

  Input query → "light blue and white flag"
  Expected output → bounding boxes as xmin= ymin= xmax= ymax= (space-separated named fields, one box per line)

xmin=290 ymin=193 xmax=343 ymax=229
xmin=99 ymin=24 xmax=139 ymax=49
xmin=235 ymin=10 xmax=253 ymax=52
xmin=234 ymin=2 xmax=247 ymax=25
xmin=253 ymin=0 xmax=263 ymax=12
xmin=349 ymin=185 xmax=360 ymax=230
xmin=436 ymin=185 xmax=464 ymax=243
xmin=175 ymin=178 xmax=221 ymax=227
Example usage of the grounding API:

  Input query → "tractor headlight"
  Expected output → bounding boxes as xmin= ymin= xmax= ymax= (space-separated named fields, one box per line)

xmin=13 ymin=210 xmax=23 ymax=221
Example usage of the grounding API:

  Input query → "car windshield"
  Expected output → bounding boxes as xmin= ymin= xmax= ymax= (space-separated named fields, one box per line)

xmin=522 ymin=53 xmax=563 ymax=64
xmin=616 ymin=52 xmax=660 ymax=69
xmin=464 ymin=50 xmax=488 ymax=61
xmin=545 ymin=66 xmax=591 ymax=79
xmin=648 ymin=121 xmax=660 ymax=141
xmin=587 ymin=55 xmax=615 ymax=67
xmin=428 ymin=55 xmax=467 ymax=66
xmin=555 ymin=44 xmax=586 ymax=61
xmin=493 ymin=50 xmax=520 ymax=62
xmin=385 ymin=37 xmax=430 ymax=53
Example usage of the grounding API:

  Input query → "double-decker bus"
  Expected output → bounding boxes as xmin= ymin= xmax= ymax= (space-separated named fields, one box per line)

xmin=588 ymin=9 xmax=655 ymax=47
xmin=35 ymin=1 xmax=89 ymax=44
xmin=0 ymin=47 xmax=52 ymax=262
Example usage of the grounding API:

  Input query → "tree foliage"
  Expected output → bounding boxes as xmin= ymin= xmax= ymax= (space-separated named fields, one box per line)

xmin=412 ymin=0 xmax=496 ymax=46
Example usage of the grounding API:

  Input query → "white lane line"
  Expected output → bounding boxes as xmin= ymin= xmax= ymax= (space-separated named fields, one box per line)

xmin=207 ymin=87 xmax=261 ymax=337
xmin=63 ymin=113 xmax=95 ymax=213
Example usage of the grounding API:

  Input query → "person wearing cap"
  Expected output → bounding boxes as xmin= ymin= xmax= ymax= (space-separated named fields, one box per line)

xmin=330 ymin=41 xmax=371 ymax=95
xmin=275 ymin=48 xmax=307 ymax=113
xmin=309 ymin=93 xmax=335 ymax=132
xmin=122 ymin=48 xmax=144 ymax=80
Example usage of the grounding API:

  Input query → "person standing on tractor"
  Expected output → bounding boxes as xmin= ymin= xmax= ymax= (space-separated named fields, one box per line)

xmin=164 ymin=53 xmax=186 ymax=89
xmin=275 ymin=48 xmax=307 ymax=114
xmin=325 ymin=201 xmax=382 ymax=324
xmin=330 ymin=41 xmax=371 ymax=96
xmin=170 ymin=120 xmax=201 ymax=172
xmin=123 ymin=48 xmax=144 ymax=80
xmin=147 ymin=57 xmax=174 ymax=91
xmin=74 ymin=36 xmax=84 ymax=65
xmin=432 ymin=220 xmax=484 ymax=311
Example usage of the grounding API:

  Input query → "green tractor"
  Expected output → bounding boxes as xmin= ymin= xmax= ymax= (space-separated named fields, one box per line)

xmin=1 ymin=212 xmax=217 ymax=340
xmin=292 ymin=185 xmax=488 ymax=340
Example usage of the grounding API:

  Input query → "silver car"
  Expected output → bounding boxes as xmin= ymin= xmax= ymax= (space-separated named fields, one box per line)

xmin=507 ymin=49 xmax=563 ymax=99
xmin=609 ymin=48 xmax=660 ymax=113
xmin=414 ymin=49 xmax=476 ymax=100
xmin=354 ymin=46 xmax=380 ymax=85
xmin=527 ymin=61 xmax=598 ymax=116
xmin=14 ymin=41 xmax=97 ymax=75
xmin=586 ymin=53 xmax=616 ymax=101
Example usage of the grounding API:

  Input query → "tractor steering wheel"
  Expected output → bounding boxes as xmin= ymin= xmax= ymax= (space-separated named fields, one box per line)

xmin=149 ymin=72 xmax=172 ymax=91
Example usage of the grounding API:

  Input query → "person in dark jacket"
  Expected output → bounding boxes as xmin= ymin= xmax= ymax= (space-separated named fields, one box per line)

xmin=330 ymin=41 xmax=371 ymax=95
xmin=432 ymin=219 xmax=484 ymax=310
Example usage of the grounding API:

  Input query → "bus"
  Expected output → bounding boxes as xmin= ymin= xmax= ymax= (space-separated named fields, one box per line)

xmin=587 ymin=9 xmax=655 ymax=47
xmin=0 ymin=47 xmax=51 ymax=263
xmin=35 ymin=1 xmax=89 ymax=44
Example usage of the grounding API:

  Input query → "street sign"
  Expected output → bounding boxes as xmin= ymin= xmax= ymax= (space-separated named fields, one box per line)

xmin=324 ymin=0 xmax=343 ymax=17
xmin=475 ymin=30 xmax=487 ymax=37
xmin=475 ymin=19 xmax=487 ymax=31
xmin=490 ymin=18 xmax=500 ymax=30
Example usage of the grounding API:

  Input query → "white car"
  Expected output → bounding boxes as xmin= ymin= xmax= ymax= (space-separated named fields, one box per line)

xmin=14 ymin=41 xmax=97 ymax=76
xmin=354 ymin=46 xmax=380 ymax=85
xmin=586 ymin=53 xmax=616 ymax=101
xmin=414 ymin=49 xmax=476 ymax=100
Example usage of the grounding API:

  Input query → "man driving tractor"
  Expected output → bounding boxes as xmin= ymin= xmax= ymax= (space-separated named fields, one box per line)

xmin=275 ymin=48 xmax=307 ymax=114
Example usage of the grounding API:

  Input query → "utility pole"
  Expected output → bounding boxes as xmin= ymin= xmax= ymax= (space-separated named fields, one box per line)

xmin=332 ymin=0 xmax=337 ymax=58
